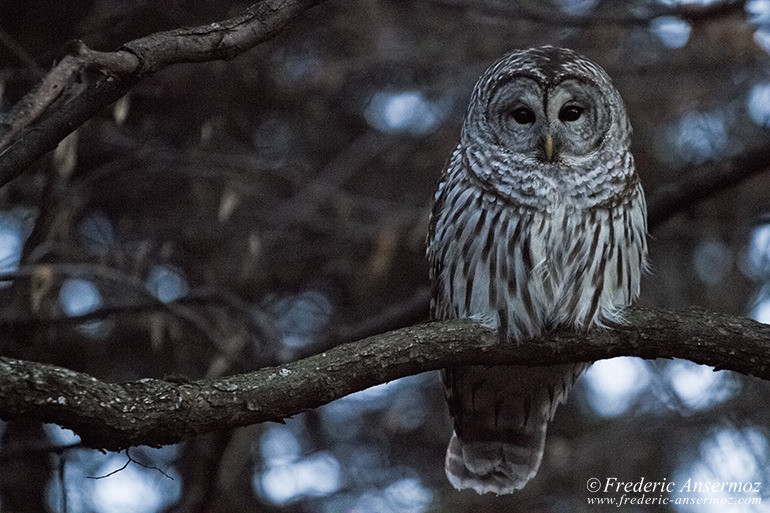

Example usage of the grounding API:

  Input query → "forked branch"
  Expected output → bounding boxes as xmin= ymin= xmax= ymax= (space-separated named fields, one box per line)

xmin=0 ymin=0 xmax=325 ymax=186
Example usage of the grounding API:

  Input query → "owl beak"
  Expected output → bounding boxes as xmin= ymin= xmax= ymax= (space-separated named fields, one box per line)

xmin=542 ymin=133 xmax=556 ymax=162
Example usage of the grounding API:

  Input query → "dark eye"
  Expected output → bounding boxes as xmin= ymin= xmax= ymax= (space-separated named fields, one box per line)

xmin=509 ymin=106 xmax=536 ymax=124
xmin=559 ymin=105 xmax=584 ymax=122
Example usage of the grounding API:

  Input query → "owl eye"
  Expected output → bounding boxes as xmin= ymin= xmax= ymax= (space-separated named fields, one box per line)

xmin=509 ymin=106 xmax=536 ymax=125
xmin=559 ymin=105 xmax=584 ymax=122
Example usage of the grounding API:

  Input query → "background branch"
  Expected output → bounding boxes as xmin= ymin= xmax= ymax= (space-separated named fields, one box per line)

xmin=0 ymin=306 xmax=768 ymax=451
xmin=646 ymin=145 xmax=770 ymax=229
xmin=0 ymin=0 xmax=324 ymax=187
xmin=0 ymin=0 xmax=764 ymax=232
xmin=434 ymin=0 xmax=748 ymax=28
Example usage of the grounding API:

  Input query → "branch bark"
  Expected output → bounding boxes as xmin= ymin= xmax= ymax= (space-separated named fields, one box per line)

xmin=0 ymin=306 xmax=768 ymax=451
xmin=0 ymin=0 xmax=325 ymax=186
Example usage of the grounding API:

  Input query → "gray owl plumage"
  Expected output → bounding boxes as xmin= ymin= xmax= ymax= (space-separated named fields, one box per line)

xmin=427 ymin=47 xmax=648 ymax=494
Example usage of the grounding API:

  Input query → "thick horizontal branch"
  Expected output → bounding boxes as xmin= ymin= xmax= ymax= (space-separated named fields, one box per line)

xmin=0 ymin=306 xmax=768 ymax=451
xmin=0 ymin=0 xmax=324 ymax=186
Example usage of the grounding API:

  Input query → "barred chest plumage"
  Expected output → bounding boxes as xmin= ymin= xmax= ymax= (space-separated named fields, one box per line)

xmin=428 ymin=146 xmax=647 ymax=342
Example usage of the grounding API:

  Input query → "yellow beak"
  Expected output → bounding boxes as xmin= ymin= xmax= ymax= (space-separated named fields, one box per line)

xmin=543 ymin=133 xmax=555 ymax=162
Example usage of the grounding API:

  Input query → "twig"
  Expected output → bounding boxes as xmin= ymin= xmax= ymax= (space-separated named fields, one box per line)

xmin=127 ymin=448 xmax=174 ymax=480
xmin=87 ymin=453 xmax=130 ymax=479
xmin=0 ymin=264 xmax=231 ymax=357
xmin=87 ymin=447 xmax=174 ymax=480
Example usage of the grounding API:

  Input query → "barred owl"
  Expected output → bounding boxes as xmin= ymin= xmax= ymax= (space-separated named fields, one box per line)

xmin=427 ymin=46 xmax=648 ymax=494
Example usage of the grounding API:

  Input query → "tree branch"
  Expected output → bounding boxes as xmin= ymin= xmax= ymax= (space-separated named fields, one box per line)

xmin=0 ymin=306 xmax=768 ymax=451
xmin=434 ymin=0 xmax=748 ymax=28
xmin=0 ymin=0 xmax=325 ymax=186
xmin=646 ymin=145 xmax=770 ymax=229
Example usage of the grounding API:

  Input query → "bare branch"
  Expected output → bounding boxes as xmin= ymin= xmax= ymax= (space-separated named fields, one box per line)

xmin=0 ymin=0 xmax=325 ymax=187
xmin=647 ymin=145 xmax=770 ymax=230
xmin=0 ymin=306 xmax=768 ymax=451
xmin=0 ymin=41 xmax=138 ymax=151
xmin=435 ymin=0 xmax=748 ymax=28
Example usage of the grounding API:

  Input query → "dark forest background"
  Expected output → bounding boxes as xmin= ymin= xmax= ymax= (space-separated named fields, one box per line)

xmin=1 ymin=0 xmax=770 ymax=512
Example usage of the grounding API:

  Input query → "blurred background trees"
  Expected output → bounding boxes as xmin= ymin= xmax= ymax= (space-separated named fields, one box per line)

xmin=1 ymin=0 xmax=769 ymax=511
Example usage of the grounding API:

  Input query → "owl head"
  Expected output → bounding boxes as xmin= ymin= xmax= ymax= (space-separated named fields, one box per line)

xmin=462 ymin=46 xmax=631 ymax=170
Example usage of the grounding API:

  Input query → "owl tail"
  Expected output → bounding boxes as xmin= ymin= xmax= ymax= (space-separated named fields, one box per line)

xmin=443 ymin=363 xmax=586 ymax=495
xmin=444 ymin=422 xmax=547 ymax=495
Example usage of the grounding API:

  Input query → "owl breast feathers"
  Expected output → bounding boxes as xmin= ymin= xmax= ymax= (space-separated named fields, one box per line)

xmin=426 ymin=46 xmax=648 ymax=495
